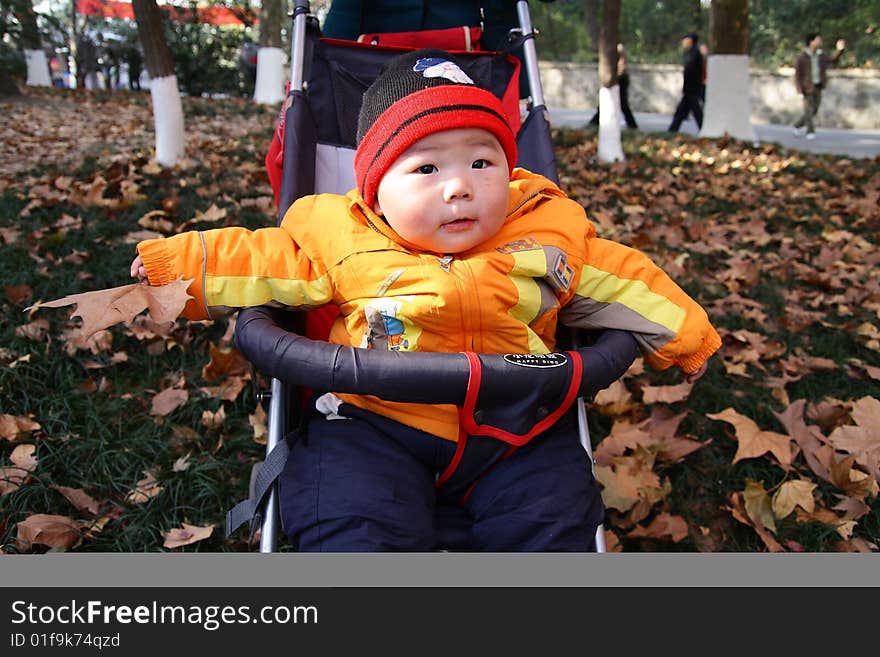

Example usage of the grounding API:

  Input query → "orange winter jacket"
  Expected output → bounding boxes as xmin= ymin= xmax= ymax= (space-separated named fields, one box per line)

xmin=138 ymin=168 xmax=721 ymax=441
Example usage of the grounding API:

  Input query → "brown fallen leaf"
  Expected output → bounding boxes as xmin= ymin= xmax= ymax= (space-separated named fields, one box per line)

xmin=51 ymin=485 xmax=101 ymax=515
xmin=201 ymin=405 xmax=226 ymax=430
xmin=640 ymin=381 xmax=693 ymax=404
xmin=162 ymin=522 xmax=214 ymax=549
xmin=126 ymin=471 xmax=163 ymax=504
xmin=728 ymin=492 xmax=785 ymax=553
xmin=25 ymin=277 xmax=193 ymax=343
xmin=0 ymin=414 xmax=41 ymax=441
xmin=827 ymin=396 xmax=880 ymax=482
xmin=627 ymin=512 xmax=689 ymax=543
xmin=0 ymin=444 xmax=38 ymax=495
xmin=151 ymin=387 xmax=189 ymax=417
xmin=202 ymin=343 xmax=250 ymax=382
xmin=15 ymin=514 xmax=83 ymax=552
xmin=707 ymin=408 xmax=793 ymax=468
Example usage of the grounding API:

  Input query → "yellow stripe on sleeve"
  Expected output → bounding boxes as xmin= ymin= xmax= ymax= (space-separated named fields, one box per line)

xmin=206 ymin=274 xmax=333 ymax=309
xmin=576 ymin=265 xmax=686 ymax=333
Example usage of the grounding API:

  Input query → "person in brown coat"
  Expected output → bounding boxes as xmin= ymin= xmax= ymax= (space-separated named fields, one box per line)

xmin=793 ymin=32 xmax=846 ymax=140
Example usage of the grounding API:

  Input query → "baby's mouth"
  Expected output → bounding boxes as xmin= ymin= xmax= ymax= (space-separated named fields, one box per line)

xmin=442 ymin=217 xmax=476 ymax=231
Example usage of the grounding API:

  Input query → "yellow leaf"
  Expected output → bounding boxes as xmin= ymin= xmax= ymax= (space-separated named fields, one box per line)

xmin=771 ymin=480 xmax=816 ymax=519
xmin=743 ymin=479 xmax=776 ymax=533
xmin=249 ymin=403 xmax=267 ymax=445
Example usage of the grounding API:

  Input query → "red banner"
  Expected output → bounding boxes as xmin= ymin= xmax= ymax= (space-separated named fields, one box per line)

xmin=76 ymin=0 xmax=256 ymax=26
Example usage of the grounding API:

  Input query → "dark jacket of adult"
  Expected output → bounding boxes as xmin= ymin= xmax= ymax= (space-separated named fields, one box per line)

xmin=682 ymin=43 xmax=703 ymax=95
xmin=322 ymin=0 xmax=554 ymax=52
xmin=794 ymin=48 xmax=843 ymax=95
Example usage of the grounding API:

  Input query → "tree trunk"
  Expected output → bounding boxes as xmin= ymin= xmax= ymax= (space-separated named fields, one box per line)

xmin=254 ymin=0 xmax=286 ymax=104
xmin=12 ymin=0 xmax=51 ymax=86
xmin=596 ymin=0 xmax=623 ymax=163
xmin=700 ymin=0 xmax=756 ymax=142
xmin=132 ymin=0 xmax=185 ymax=167
xmin=580 ymin=0 xmax=600 ymax=49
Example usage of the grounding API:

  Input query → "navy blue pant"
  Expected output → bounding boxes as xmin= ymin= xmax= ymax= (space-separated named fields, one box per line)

xmin=278 ymin=404 xmax=603 ymax=551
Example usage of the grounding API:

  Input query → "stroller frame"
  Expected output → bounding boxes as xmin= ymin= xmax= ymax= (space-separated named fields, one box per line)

xmin=248 ymin=0 xmax=608 ymax=553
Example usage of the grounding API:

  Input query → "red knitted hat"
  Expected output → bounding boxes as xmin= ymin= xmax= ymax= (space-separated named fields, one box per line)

xmin=354 ymin=48 xmax=518 ymax=208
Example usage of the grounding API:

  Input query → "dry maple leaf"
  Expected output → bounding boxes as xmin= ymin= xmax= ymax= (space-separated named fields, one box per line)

xmin=249 ymin=403 xmax=268 ymax=445
xmin=728 ymin=492 xmax=785 ymax=553
xmin=0 ymin=444 xmax=38 ymax=495
xmin=15 ymin=514 xmax=83 ymax=552
xmin=26 ymin=278 xmax=193 ymax=343
xmin=126 ymin=471 xmax=163 ymax=504
xmin=827 ymin=396 xmax=880 ymax=482
xmin=707 ymin=408 xmax=793 ymax=468
xmin=640 ymin=381 xmax=693 ymax=404
xmin=627 ymin=512 xmax=689 ymax=543
xmin=150 ymin=387 xmax=189 ymax=417
xmin=771 ymin=480 xmax=816 ymax=519
xmin=201 ymin=343 xmax=250 ymax=382
xmin=0 ymin=414 xmax=41 ymax=441
xmin=50 ymin=485 xmax=101 ymax=515
xmin=161 ymin=522 xmax=214 ymax=549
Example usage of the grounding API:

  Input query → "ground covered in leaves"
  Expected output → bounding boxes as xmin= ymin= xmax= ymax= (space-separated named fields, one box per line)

xmin=1 ymin=86 xmax=878 ymax=552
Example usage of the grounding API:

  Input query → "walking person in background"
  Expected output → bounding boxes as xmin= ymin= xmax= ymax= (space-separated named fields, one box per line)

xmin=590 ymin=43 xmax=638 ymax=130
xmin=125 ymin=39 xmax=142 ymax=91
xmin=793 ymin=32 xmax=846 ymax=140
xmin=667 ymin=32 xmax=703 ymax=133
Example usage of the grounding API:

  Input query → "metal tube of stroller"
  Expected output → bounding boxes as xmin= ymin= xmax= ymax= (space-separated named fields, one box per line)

xmin=576 ymin=398 xmax=606 ymax=553
xmin=289 ymin=0 xmax=310 ymax=91
xmin=516 ymin=0 xmax=546 ymax=107
xmin=259 ymin=377 xmax=286 ymax=552
xmin=260 ymin=0 xmax=309 ymax=554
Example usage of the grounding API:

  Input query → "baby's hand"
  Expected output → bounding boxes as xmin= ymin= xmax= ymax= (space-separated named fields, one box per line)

xmin=130 ymin=254 xmax=149 ymax=284
xmin=684 ymin=361 xmax=708 ymax=384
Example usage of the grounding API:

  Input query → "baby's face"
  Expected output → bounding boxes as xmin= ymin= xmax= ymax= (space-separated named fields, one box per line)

xmin=373 ymin=127 xmax=510 ymax=254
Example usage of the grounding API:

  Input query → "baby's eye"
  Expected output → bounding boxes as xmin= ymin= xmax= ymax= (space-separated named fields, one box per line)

xmin=416 ymin=164 xmax=437 ymax=174
xmin=472 ymin=159 xmax=490 ymax=169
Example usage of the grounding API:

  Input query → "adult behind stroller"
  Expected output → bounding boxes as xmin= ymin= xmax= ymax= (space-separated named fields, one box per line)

xmin=227 ymin=0 xmax=636 ymax=552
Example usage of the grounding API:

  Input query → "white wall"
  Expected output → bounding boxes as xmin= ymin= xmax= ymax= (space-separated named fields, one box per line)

xmin=538 ymin=61 xmax=879 ymax=130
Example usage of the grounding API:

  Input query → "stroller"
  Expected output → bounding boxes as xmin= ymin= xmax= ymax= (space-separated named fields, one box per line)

xmin=227 ymin=0 xmax=634 ymax=552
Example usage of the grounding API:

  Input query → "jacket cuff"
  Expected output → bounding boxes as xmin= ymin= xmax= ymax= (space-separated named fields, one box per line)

xmin=678 ymin=326 xmax=722 ymax=374
xmin=137 ymin=239 xmax=177 ymax=287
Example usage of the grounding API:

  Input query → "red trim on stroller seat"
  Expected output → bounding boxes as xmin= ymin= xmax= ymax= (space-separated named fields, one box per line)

xmin=357 ymin=26 xmax=483 ymax=52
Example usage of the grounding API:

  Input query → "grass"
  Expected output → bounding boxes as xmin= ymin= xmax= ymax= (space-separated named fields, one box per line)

xmin=1 ymin=87 xmax=878 ymax=552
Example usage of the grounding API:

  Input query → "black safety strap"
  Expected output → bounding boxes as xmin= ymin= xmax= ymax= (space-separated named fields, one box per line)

xmin=224 ymin=437 xmax=291 ymax=544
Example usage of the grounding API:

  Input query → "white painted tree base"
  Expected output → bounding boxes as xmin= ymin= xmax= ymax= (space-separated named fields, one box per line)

xmin=149 ymin=75 xmax=186 ymax=167
xmin=597 ymin=85 xmax=625 ymax=163
xmin=25 ymin=50 xmax=52 ymax=87
xmin=700 ymin=55 xmax=757 ymax=142
xmin=254 ymin=47 xmax=285 ymax=105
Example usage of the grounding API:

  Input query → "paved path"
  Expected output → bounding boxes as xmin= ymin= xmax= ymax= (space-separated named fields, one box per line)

xmin=548 ymin=108 xmax=880 ymax=160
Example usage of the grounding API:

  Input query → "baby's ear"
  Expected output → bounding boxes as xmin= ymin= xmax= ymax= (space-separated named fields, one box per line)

xmin=372 ymin=199 xmax=383 ymax=217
